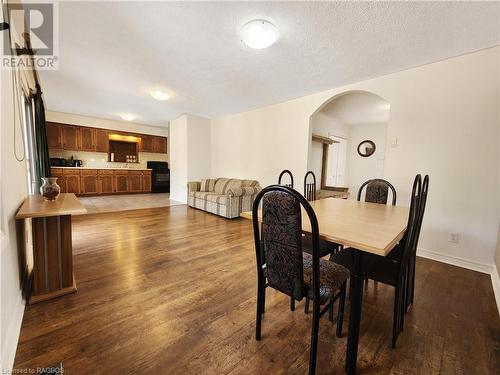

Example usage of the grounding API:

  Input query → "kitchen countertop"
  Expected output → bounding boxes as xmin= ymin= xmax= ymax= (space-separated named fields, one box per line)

xmin=51 ymin=166 xmax=152 ymax=171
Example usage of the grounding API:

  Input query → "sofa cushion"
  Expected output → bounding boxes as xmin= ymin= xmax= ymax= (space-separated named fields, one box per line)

xmin=214 ymin=178 xmax=242 ymax=194
xmin=205 ymin=194 xmax=227 ymax=205
xmin=193 ymin=192 xmax=220 ymax=200
xmin=241 ymin=180 xmax=259 ymax=187
xmin=200 ymin=178 xmax=217 ymax=192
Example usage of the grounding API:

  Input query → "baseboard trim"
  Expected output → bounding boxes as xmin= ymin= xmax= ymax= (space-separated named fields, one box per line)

xmin=491 ymin=266 xmax=500 ymax=315
xmin=1 ymin=290 xmax=25 ymax=371
xmin=417 ymin=247 xmax=499 ymax=314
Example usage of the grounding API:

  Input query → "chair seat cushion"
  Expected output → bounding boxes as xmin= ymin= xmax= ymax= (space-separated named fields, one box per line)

xmin=302 ymin=253 xmax=350 ymax=304
xmin=301 ymin=235 xmax=341 ymax=257
xmin=330 ymin=248 xmax=400 ymax=286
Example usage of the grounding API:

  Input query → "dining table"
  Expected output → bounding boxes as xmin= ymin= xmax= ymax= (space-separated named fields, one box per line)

xmin=240 ymin=197 xmax=409 ymax=374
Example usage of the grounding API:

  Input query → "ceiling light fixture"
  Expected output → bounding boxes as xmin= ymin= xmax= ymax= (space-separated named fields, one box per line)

xmin=240 ymin=19 xmax=279 ymax=49
xmin=150 ymin=88 xmax=171 ymax=101
xmin=118 ymin=113 xmax=137 ymax=122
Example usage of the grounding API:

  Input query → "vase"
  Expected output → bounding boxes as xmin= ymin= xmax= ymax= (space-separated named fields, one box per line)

xmin=40 ymin=177 xmax=61 ymax=201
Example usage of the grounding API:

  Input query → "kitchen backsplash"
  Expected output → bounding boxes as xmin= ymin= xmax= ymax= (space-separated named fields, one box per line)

xmin=49 ymin=150 xmax=168 ymax=169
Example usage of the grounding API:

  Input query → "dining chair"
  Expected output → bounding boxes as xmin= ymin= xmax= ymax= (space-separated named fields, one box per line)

xmin=278 ymin=169 xmax=294 ymax=188
xmin=357 ymin=178 xmax=397 ymax=205
xmin=405 ymin=175 xmax=429 ymax=311
xmin=303 ymin=171 xmax=317 ymax=201
xmin=302 ymin=171 xmax=342 ymax=314
xmin=331 ymin=174 xmax=423 ymax=348
xmin=252 ymin=185 xmax=349 ymax=375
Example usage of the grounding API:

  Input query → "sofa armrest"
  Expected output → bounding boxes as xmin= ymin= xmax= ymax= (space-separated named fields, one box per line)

xmin=187 ymin=181 xmax=200 ymax=194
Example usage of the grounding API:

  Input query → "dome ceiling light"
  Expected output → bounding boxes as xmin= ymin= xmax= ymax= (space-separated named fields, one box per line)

xmin=240 ymin=19 xmax=279 ymax=49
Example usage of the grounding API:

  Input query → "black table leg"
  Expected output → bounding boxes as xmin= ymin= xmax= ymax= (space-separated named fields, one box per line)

xmin=345 ymin=249 xmax=364 ymax=375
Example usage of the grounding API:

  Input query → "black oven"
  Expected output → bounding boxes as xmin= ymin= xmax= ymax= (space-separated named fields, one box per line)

xmin=147 ymin=161 xmax=170 ymax=193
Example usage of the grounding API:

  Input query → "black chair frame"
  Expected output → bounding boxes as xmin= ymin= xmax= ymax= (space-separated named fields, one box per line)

xmin=303 ymin=171 xmax=317 ymax=201
xmin=357 ymin=178 xmax=397 ymax=205
xmin=278 ymin=169 xmax=294 ymax=188
xmin=252 ymin=185 xmax=346 ymax=375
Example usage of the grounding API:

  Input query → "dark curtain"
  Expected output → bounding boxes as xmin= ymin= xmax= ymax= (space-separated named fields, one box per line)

xmin=33 ymin=83 xmax=51 ymax=188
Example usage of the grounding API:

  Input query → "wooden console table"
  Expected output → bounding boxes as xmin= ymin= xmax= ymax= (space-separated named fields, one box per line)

xmin=16 ymin=193 xmax=87 ymax=304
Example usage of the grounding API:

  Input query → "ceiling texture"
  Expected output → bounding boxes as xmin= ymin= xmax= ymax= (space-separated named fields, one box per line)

xmin=40 ymin=1 xmax=500 ymax=127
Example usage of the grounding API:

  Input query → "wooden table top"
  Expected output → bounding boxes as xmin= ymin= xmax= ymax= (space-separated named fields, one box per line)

xmin=240 ymin=198 xmax=409 ymax=256
xmin=16 ymin=193 xmax=87 ymax=219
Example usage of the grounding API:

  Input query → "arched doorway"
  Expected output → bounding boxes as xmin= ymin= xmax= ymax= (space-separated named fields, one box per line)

xmin=308 ymin=91 xmax=390 ymax=199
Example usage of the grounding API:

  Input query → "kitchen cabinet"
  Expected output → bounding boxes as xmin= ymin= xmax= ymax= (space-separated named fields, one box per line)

xmin=142 ymin=171 xmax=152 ymax=192
xmin=140 ymin=135 xmax=154 ymax=152
xmin=153 ymin=136 xmax=167 ymax=153
xmin=50 ymin=168 xmax=152 ymax=195
xmin=62 ymin=125 xmax=80 ymax=151
xmin=81 ymin=170 xmax=99 ymax=194
xmin=64 ymin=169 xmax=81 ymax=194
xmin=114 ymin=172 xmax=129 ymax=193
xmin=95 ymin=129 xmax=108 ymax=153
xmin=51 ymin=168 xmax=66 ymax=193
xmin=98 ymin=170 xmax=114 ymax=193
xmin=79 ymin=127 xmax=95 ymax=152
xmin=46 ymin=122 xmax=62 ymax=149
xmin=47 ymin=123 xmax=167 ymax=155
xmin=128 ymin=172 xmax=143 ymax=192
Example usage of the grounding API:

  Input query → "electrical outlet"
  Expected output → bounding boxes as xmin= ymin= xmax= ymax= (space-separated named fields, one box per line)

xmin=448 ymin=232 xmax=459 ymax=243
xmin=390 ymin=138 xmax=398 ymax=147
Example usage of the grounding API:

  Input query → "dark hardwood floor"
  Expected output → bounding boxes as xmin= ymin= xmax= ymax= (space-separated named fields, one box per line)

xmin=14 ymin=205 xmax=500 ymax=374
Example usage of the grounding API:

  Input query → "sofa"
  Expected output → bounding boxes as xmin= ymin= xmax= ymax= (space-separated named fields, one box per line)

xmin=187 ymin=178 xmax=261 ymax=219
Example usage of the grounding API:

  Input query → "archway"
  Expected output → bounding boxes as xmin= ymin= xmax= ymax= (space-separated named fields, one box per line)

xmin=308 ymin=91 xmax=390 ymax=199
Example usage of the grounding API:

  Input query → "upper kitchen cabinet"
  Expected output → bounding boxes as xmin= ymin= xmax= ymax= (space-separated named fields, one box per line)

xmin=153 ymin=136 xmax=167 ymax=153
xmin=95 ymin=129 xmax=109 ymax=153
xmin=140 ymin=135 xmax=154 ymax=152
xmin=47 ymin=122 xmax=167 ymax=154
xmin=46 ymin=122 xmax=63 ymax=149
xmin=79 ymin=127 xmax=95 ymax=151
xmin=62 ymin=125 xmax=79 ymax=150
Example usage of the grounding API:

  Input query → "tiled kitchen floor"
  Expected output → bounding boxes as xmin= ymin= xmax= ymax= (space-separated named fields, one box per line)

xmin=78 ymin=193 xmax=183 ymax=214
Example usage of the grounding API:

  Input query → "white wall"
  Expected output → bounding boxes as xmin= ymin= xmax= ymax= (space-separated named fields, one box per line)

xmin=46 ymin=111 xmax=168 ymax=137
xmin=169 ymin=115 xmax=188 ymax=203
xmin=211 ymin=47 xmax=500 ymax=268
xmin=346 ymin=123 xmax=387 ymax=196
xmin=0 ymin=44 xmax=32 ymax=374
xmin=169 ymin=114 xmax=211 ymax=203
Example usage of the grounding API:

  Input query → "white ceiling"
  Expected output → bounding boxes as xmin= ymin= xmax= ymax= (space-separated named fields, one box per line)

xmin=40 ymin=1 xmax=500 ymax=127
xmin=320 ymin=92 xmax=390 ymax=125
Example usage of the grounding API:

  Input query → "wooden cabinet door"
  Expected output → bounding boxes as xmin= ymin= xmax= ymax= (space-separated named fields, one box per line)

xmin=114 ymin=174 xmax=128 ymax=193
xmin=142 ymin=173 xmax=151 ymax=192
xmin=79 ymin=127 xmax=95 ymax=152
xmin=128 ymin=174 xmax=142 ymax=192
xmin=98 ymin=175 xmax=114 ymax=194
xmin=62 ymin=125 xmax=80 ymax=150
xmin=51 ymin=168 xmax=66 ymax=193
xmin=46 ymin=123 xmax=62 ymax=149
xmin=140 ymin=135 xmax=154 ymax=152
xmin=81 ymin=173 xmax=98 ymax=194
xmin=95 ymin=129 xmax=109 ymax=153
xmin=65 ymin=174 xmax=81 ymax=194
xmin=153 ymin=137 xmax=167 ymax=153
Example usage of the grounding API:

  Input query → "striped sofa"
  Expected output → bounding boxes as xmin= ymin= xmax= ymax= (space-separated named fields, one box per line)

xmin=187 ymin=178 xmax=261 ymax=219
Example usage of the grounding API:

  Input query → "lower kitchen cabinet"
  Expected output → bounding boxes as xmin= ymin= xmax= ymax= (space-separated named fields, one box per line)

xmin=114 ymin=173 xmax=129 ymax=193
xmin=98 ymin=171 xmax=114 ymax=194
xmin=81 ymin=170 xmax=99 ymax=194
xmin=64 ymin=170 xmax=81 ymax=194
xmin=128 ymin=172 xmax=143 ymax=192
xmin=142 ymin=172 xmax=152 ymax=192
xmin=50 ymin=168 xmax=152 ymax=195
